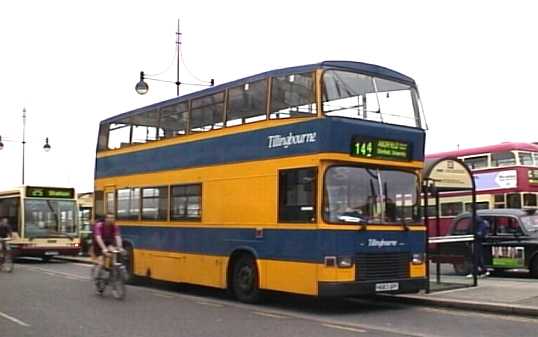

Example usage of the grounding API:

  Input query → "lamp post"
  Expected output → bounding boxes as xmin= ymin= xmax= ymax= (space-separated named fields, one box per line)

xmin=0 ymin=107 xmax=51 ymax=185
xmin=135 ymin=19 xmax=214 ymax=96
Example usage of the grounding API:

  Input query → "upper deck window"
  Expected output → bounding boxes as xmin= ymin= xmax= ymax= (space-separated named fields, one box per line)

xmin=463 ymin=155 xmax=488 ymax=170
xmin=270 ymin=72 xmax=316 ymax=119
xmin=160 ymin=102 xmax=189 ymax=137
xmin=519 ymin=152 xmax=534 ymax=166
xmin=491 ymin=151 xmax=516 ymax=167
xmin=322 ymin=70 xmax=422 ymax=128
xmin=226 ymin=79 xmax=268 ymax=126
xmin=191 ymin=92 xmax=225 ymax=132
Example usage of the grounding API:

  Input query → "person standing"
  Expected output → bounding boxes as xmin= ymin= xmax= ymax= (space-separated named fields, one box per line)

xmin=468 ymin=215 xmax=490 ymax=278
xmin=0 ymin=217 xmax=13 ymax=254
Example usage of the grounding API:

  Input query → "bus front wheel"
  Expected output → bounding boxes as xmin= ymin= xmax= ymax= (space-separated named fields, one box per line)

xmin=231 ymin=255 xmax=262 ymax=303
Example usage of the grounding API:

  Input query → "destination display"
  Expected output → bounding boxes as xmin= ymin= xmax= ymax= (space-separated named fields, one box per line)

xmin=26 ymin=186 xmax=75 ymax=199
xmin=351 ymin=137 xmax=411 ymax=161
xmin=529 ymin=169 xmax=538 ymax=184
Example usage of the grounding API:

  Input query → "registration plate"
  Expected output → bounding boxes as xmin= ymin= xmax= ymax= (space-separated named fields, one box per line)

xmin=44 ymin=251 xmax=59 ymax=256
xmin=375 ymin=282 xmax=399 ymax=292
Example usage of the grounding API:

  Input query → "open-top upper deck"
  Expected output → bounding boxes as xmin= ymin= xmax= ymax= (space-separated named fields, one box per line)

xmin=97 ymin=60 xmax=424 ymax=158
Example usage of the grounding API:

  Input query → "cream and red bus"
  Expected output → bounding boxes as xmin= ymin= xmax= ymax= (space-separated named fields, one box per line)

xmin=426 ymin=142 xmax=538 ymax=236
xmin=0 ymin=186 xmax=81 ymax=260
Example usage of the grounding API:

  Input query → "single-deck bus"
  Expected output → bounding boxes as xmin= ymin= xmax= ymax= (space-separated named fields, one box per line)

xmin=94 ymin=61 xmax=427 ymax=302
xmin=0 ymin=186 xmax=81 ymax=260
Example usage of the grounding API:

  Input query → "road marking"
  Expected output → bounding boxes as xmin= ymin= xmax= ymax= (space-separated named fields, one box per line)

xmin=195 ymin=301 xmax=224 ymax=308
xmin=73 ymin=262 xmax=94 ymax=268
xmin=419 ymin=307 xmax=538 ymax=323
xmin=0 ymin=311 xmax=30 ymax=327
xmin=130 ymin=288 xmax=438 ymax=337
xmin=150 ymin=292 xmax=175 ymax=299
xmin=23 ymin=266 xmax=90 ymax=280
xmin=253 ymin=311 xmax=287 ymax=319
xmin=322 ymin=323 xmax=367 ymax=333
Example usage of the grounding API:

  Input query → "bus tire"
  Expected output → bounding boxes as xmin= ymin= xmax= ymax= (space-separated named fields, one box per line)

xmin=123 ymin=244 xmax=139 ymax=284
xmin=530 ymin=257 xmax=538 ymax=279
xmin=231 ymin=254 xmax=262 ymax=304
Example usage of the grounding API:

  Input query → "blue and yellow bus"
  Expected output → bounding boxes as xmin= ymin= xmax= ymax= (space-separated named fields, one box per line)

xmin=94 ymin=61 xmax=427 ymax=302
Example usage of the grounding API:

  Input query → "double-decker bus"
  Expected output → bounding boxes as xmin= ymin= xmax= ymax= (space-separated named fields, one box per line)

xmin=0 ymin=186 xmax=81 ymax=260
xmin=426 ymin=142 xmax=538 ymax=236
xmin=94 ymin=61 xmax=427 ymax=301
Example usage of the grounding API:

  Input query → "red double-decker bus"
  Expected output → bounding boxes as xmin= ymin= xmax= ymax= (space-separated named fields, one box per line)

xmin=426 ymin=142 xmax=538 ymax=236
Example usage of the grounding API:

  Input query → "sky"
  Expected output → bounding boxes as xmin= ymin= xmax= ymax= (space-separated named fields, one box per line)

xmin=0 ymin=0 xmax=537 ymax=192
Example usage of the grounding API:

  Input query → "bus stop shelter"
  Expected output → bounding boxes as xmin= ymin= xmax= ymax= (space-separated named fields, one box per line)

xmin=422 ymin=157 xmax=478 ymax=292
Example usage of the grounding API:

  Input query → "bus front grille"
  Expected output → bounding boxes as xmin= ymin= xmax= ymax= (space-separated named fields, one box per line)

xmin=355 ymin=253 xmax=410 ymax=281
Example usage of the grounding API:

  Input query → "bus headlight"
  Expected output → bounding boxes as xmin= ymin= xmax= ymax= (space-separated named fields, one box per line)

xmin=412 ymin=253 xmax=424 ymax=265
xmin=337 ymin=256 xmax=354 ymax=268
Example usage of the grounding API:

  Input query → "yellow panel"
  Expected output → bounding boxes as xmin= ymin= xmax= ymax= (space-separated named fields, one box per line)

xmin=410 ymin=263 xmax=426 ymax=278
xmin=317 ymin=264 xmax=355 ymax=282
xmin=96 ymin=154 xmax=423 ymax=231
xmin=132 ymin=249 xmax=227 ymax=288
xmin=262 ymin=259 xmax=318 ymax=295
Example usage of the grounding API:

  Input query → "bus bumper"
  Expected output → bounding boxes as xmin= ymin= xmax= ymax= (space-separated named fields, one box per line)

xmin=318 ymin=278 xmax=427 ymax=297
xmin=12 ymin=246 xmax=81 ymax=258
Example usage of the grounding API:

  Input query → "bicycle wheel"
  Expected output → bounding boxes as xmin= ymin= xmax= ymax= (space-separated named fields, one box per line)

xmin=111 ymin=267 xmax=126 ymax=300
xmin=93 ymin=267 xmax=106 ymax=296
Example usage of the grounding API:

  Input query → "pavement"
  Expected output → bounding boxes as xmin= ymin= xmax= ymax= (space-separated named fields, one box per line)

xmin=391 ymin=275 xmax=538 ymax=317
xmin=54 ymin=255 xmax=538 ymax=318
xmin=2 ymin=259 xmax=538 ymax=337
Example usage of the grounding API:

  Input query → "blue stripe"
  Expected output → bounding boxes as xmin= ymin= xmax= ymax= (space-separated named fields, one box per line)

xmin=96 ymin=118 xmax=425 ymax=178
xmin=122 ymin=226 xmax=425 ymax=263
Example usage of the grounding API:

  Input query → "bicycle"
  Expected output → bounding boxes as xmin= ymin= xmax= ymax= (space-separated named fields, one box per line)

xmin=93 ymin=248 xmax=128 ymax=300
xmin=0 ymin=238 xmax=14 ymax=273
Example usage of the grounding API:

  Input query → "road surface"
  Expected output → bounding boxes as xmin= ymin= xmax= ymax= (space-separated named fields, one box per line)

xmin=1 ymin=259 xmax=537 ymax=337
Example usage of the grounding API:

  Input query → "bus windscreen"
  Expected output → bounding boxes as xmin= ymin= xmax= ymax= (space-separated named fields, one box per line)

xmin=24 ymin=199 xmax=78 ymax=238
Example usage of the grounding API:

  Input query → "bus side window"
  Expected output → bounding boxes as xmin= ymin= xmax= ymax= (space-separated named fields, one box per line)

xmin=278 ymin=168 xmax=316 ymax=223
xmin=506 ymin=193 xmax=522 ymax=208
xmin=105 ymin=192 xmax=115 ymax=215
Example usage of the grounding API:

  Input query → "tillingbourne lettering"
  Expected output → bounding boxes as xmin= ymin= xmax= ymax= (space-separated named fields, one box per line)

xmin=267 ymin=132 xmax=317 ymax=149
xmin=368 ymin=239 xmax=398 ymax=248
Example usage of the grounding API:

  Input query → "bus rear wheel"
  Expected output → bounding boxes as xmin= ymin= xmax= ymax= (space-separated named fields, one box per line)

xmin=123 ymin=245 xmax=138 ymax=284
xmin=231 ymin=255 xmax=262 ymax=303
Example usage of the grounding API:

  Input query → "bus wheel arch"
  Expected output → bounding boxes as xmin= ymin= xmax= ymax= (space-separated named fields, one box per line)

xmin=227 ymin=249 xmax=262 ymax=303
xmin=122 ymin=240 xmax=137 ymax=283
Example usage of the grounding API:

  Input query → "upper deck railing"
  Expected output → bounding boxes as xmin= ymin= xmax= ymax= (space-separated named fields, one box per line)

xmin=97 ymin=61 xmax=424 ymax=153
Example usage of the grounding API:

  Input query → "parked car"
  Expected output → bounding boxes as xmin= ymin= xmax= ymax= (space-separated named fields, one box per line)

xmin=438 ymin=209 xmax=538 ymax=277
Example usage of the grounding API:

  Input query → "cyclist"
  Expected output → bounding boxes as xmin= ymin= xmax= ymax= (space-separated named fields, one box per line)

xmin=92 ymin=213 xmax=124 ymax=278
xmin=0 ymin=217 xmax=13 ymax=255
